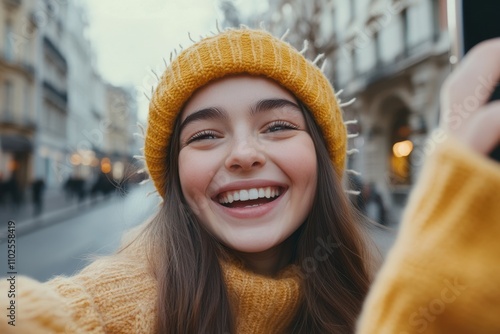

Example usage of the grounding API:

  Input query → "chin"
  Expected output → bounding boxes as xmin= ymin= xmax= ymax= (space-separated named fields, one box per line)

xmin=221 ymin=232 xmax=286 ymax=254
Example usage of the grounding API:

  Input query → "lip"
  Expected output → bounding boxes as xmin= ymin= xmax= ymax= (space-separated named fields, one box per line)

xmin=210 ymin=179 xmax=288 ymax=219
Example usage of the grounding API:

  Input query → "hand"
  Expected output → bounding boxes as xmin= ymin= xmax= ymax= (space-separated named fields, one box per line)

xmin=440 ymin=38 xmax=500 ymax=157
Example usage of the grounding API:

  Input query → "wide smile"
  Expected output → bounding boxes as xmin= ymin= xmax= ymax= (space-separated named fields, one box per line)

xmin=212 ymin=185 xmax=288 ymax=219
xmin=217 ymin=186 xmax=283 ymax=207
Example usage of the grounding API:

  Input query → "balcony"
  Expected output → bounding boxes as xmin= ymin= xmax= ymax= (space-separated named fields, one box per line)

xmin=0 ymin=110 xmax=36 ymax=130
xmin=0 ymin=133 xmax=33 ymax=154
xmin=346 ymin=38 xmax=446 ymax=94
xmin=22 ymin=62 xmax=35 ymax=77
xmin=43 ymin=80 xmax=68 ymax=111
xmin=43 ymin=36 xmax=68 ymax=73
xmin=0 ymin=52 xmax=36 ymax=80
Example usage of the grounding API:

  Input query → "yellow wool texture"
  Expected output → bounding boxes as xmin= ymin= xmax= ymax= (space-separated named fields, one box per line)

xmin=0 ymin=252 xmax=303 ymax=333
xmin=220 ymin=258 xmax=302 ymax=333
xmin=145 ymin=28 xmax=346 ymax=198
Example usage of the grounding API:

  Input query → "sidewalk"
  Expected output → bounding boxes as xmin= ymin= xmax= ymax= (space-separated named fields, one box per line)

xmin=0 ymin=186 xmax=123 ymax=238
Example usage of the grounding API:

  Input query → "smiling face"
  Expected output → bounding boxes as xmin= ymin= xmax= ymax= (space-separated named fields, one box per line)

xmin=178 ymin=75 xmax=317 ymax=255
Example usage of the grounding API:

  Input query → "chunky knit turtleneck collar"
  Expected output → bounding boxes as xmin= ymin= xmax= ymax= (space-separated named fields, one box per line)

xmin=220 ymin=258 xmax=303 ymax=334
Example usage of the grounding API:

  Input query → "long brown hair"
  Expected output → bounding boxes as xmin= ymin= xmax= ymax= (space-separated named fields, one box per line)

xmin=141 ymin=101 xmax=373 ymax=333
xmin=288 ymin=106 xmax=372 ymax=333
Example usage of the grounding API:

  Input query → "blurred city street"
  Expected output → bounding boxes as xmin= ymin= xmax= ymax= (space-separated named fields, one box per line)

xmin=0 ymin=183 xmax=158 ymax=282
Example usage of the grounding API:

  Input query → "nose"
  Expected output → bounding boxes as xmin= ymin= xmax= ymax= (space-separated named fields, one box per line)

xmin=225 ymin=135 xmax=266 ymax=172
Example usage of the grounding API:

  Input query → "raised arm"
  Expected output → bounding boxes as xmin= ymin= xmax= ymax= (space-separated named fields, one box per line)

xmin=357 ymin=39 xmax=500 ymax=333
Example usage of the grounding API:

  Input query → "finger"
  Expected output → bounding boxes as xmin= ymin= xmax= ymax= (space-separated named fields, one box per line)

xmin=460 ymin=101 xmax=500 ymax=155
xmin=441 ymin=38 xmax=500 ymax=123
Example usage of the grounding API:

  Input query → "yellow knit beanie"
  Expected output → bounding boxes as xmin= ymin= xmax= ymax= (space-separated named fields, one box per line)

xmin=145 ymin=28 xmax=347 ymax=198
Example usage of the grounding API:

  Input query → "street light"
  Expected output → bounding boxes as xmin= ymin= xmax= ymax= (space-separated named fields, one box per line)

xmin=392 ymin=140 xmax=414 ymax=158
xmin=101 ymin=157 xmax=111 ymax=174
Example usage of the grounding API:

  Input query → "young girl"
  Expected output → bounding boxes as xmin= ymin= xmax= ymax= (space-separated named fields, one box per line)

xmin=1 ymin=29 xmax=499 ymax=334
xmin=140 ymin=28 xmax=373 ymax=333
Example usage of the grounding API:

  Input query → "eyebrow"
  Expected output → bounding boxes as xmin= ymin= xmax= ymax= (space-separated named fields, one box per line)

xmin=179 ymin=98 xmax=301 ymax=131
xmin=180 ymin=107 xmax=228 ymax=132
xmin=252 ymin=98 xmax=301 ymax=115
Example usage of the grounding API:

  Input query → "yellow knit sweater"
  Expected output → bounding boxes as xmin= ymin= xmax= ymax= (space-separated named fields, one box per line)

xmin=0 ymin=247 xmax=301 ymax=333
xmin=356 ymin=136 xmax=500 ymax=333
xmin=1 ymin=136 xmax=499 ymax=333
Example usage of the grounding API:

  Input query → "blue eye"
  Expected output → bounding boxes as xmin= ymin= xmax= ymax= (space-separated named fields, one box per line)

xmin=266 ymin=121 xmax=299 ymax=132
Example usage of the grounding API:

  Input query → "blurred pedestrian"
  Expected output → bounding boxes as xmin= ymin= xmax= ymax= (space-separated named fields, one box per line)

xmin=6 ymin=173 xmax=21 ymax=211
xmin=0 ymin=172 xmax=5 ymax=206
xmin=63 ymin=177 xmax=75 ymax=202
xmin=91 ymin=172 xmax=115 ymax=200
xmin=32 ymin=178 xmax=46 ymax=215
xmin=362 ymin=182 xmax=387 ymax=226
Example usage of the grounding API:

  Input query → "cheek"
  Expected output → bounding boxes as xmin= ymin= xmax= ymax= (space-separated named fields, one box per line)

xmin=178 ymin=151 xmax=213 ymax=207
xmin=274 ymin=135 xmax=318 ymax=185
xmin=178 ymin=149 xmax=229 ymax=215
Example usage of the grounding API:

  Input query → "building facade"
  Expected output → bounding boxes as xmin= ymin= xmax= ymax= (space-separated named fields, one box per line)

xmin=65 ymin=0 xmax=105 ymax=183
xmin=34 ymin=0 xmax=69 ymax=187
xmin=104 ymin=84 xmax=138 ymax=185
xmin=332 ymin=0 xmax=451 ymax=221
xmin=0 ymin=0 xmax=38 ymax=190
xmin=1 ymin=0 xmax=138 ymax=201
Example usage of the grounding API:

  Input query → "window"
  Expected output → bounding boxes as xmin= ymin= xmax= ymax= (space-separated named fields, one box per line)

xmin=349 ymin=0 xmax=357 ymax=23
xmin=336 ymin=47 xmax=354 ymax=87
xmin=374 ymin=31 xmax=381 ymax=66
xmin=353 ymin=36 xmax=376 ymax=75
xmin=379 ymin=14 xmax=404 ymax=63
xmin=4 ymin=21 xmax=14 ymax=61
xmin=23 ymin=83 xmax=32 ymax=122
xmin=406 ymin=0 xmax=434 ymax=48
xmin=401 ymin=9 xmax=409 ymax=56
xmin=432 ymin=0 xmax=443 ymax=41
xmin=3 ymin=81 xmax=14 ymax=117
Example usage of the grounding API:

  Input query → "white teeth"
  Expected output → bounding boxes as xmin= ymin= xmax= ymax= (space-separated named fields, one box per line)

xmin=240 ymin=190 xmax=249 ymax=201
xmin=249 ymin=188 xmax=258 ymax=200
xmin=218 ymin=186 xmax=282 ymax=204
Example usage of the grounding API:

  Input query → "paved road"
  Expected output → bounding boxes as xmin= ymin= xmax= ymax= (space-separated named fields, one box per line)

xmin=1 ymin=184 xmax=398 ymax=282
xmin=0 ymin=184 xmax=159 ymax=282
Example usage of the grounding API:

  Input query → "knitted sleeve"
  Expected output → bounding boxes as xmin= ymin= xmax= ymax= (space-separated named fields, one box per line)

xmin=0 ymin=250 xmax=156 ymax=333
xmin=356 ymin=134 xmax=500 ymax=333
xmin=0 ymin=276 xmax=74 ymax=333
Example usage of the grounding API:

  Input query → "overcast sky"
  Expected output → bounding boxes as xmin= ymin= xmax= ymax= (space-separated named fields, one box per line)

xmin=84 ymin=0 xmax=268 ymax=121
